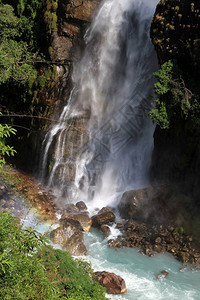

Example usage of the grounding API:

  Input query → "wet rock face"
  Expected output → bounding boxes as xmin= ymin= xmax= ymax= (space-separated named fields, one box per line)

xmin=50 ymin=0 xmax=100 ymax=62
xmin=63 ymin=0 xmax=99 ymax=22
xmin=51 ymin=32 xmax=73 ymax=61
xmin=94 ymin=271 xmax=127 ymax=295
xmin=50 ymin=201 xmax=92 ymax=254
xmin=100 ymin=224 xmax=111 ymax=237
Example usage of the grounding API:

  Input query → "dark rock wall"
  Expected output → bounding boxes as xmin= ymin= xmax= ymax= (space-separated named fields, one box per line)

xmin=151 ymin=0 xmax=200 ymax=76
xmin=45 ymin=0 xmax=100 ymax=113
xmin=150 ymin=0 xmax=200 ymax=208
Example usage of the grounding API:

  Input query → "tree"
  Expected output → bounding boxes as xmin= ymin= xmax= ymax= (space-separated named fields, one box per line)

xmin=0 ymin=4 xmax=38 ymax=87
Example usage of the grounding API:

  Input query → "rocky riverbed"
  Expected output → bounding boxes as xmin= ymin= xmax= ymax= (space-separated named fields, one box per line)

xmin=1 ymin=165 xmax=200 ymax=269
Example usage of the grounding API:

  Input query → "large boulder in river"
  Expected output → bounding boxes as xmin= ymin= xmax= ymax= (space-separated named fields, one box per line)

xmin=50 ymin=219 xmax=87 ymax=256
xmin=62 ymin=203 xmax=80 ymax=214
xmin=60 ymin=213 xmax=92 ymax=232
xmin=118 ymin=188 xmax=153 ymax=220
xmin=117 ymin=186 xmax=180 ymax=224
xmin=92 ymin=208 xmax=116 ymax=228
xmin=94 ymin=271 xmax=127 ymax=295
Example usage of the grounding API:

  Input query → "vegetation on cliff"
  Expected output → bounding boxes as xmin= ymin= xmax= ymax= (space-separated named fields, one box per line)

xmin=0 ymin=1 xmax=46 ymax=105
xmin=0 ymin=0 xmax=62 ymax=169
xmin=150 ymin=0 xmax=200 ymax=130
xmin=149 ymin=60 xmax=200 ymax=129
xmin=0 ymin=0 xmax=44 ymax=167
xmin=150 ymin=0 xmax=200 ymax=209
xmin=0 ymin=210 xmax=106 ymax=299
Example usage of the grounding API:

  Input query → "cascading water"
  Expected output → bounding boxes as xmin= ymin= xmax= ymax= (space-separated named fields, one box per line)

xmin=40 ymin=0 xmax=158 ymax=212
xmin=38 ymin=2 xmax=200 ymax=299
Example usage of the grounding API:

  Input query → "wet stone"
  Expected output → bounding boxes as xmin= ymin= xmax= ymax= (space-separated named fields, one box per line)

xmin=100 ymin=224 xmax=111 ymax=236
xmin=92 ymin=211 xmax=116 ymax=228
xmin=157 ymin=270 xmax=169 ymax=280
xmin=76 ymin=201 xmax=88 ymax=211
xmin=94 ymin=271 xmax=127 ymax=295
xmin=61 ymin=213 xmax=92 ymax=232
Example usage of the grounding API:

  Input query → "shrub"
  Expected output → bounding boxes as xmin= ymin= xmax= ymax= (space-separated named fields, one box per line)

xmin=37 ymin=246 xmax=107 ymax=299
xmin=149 ymin=60 xmax=200 ymax=129
xmin=0 ymin=210 xmax=59 ymax=299
xmin=0 ymin=211 xmax=107 ymax=299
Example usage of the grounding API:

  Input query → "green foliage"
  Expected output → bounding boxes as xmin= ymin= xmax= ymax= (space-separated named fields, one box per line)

xmin=0 ymin=4 xmax=38 ymax=90
xmin=149 ymin=99 xmax=170 ymax=129
xmin=0 ymin=0 xmax=49 ymax=113
xmin=37 ymin=76 xmax=47 ymax=88
xmin=149 ymin=60 xmax=174 ymax=129
xmin=154 ymin=60 xmax=173 ymax=95
xmin=0 ymin=211 xmax=107 ymax=299
xmin=0 ymin=4 xmax=19 ymax=39
xmin=44 ymin=0 xmax=58 ymax=34
xmin=17 ymin=0 xmax=41 ymax=19
xmin=0 ymin=210 xmax=59 ymax=299
xmin=0 ymin=122 xmax=16 ymax=166
xmin=149 ymin=60 xmax=200 ymax=129
xmin=37 ymin=246 xmax=107 ymax=299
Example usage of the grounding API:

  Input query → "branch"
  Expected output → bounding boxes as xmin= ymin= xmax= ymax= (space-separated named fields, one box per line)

xmin=0 ymin=114 xmax=55 ymax=122
xmin=0 ymin=124 xmax=30 ymax=131
xmin=16 ymin=59 xmax=71 ymax=65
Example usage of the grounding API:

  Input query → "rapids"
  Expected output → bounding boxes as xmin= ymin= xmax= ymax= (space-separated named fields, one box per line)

xmin=84 ymin=230 xmax=200 ymax=300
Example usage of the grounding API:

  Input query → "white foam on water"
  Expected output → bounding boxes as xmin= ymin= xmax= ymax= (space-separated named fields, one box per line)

xmin=83 ymin=231 xmax=200 ymax=300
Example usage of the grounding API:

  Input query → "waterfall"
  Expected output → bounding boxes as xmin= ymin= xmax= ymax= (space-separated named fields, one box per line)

xmin=40 ymin=0 xmax=158 ymax=212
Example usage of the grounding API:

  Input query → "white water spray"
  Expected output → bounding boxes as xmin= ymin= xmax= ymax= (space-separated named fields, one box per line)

xmin=40 ymin=0 xmax=158 ymax=211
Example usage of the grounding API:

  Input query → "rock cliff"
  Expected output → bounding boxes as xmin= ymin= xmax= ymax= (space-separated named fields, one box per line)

xmin=150 ymin=0 xmax=200 ymax=218
xmin=8 ymin=0 xmax=100 ymax=171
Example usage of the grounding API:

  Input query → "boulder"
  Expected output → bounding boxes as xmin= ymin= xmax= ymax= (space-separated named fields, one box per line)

xmin=76 ymin=201 xmax=88 ymax=211
xmin=92 ymin=211 xmax=115 ymax=228
xmin=108 ymin=239 xmax=122 ymax=248
xmin=50 ymin=219 xmax=87 ymax=256
xmin=62 ymin=203 xmax=79 ymax=215
xmin=99 ymin=207 xmax=114 ymax=214
xmin=118 ymin=190 xmax=138 ymax=219
xmin=94 ymin=271 xmax=127 ymax=295
xmin=100 ymin=224 xmax=111 ymax=236
xmin=61 ymin=213 xmax=92 ymax=232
